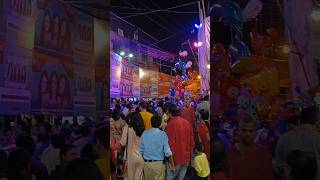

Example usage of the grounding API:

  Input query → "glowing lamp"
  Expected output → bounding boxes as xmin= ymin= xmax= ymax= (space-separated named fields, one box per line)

xmin=195 ymin=23 xmax=202 ymax=29
xmin=120 ymin=51 xmax=125 ymax=56
xmin=128 ymin=53 xmax=134 ymax=58
xmin=194 ymin=42 xmax=203 ymax=47
xmin=207 ymin=64 xmax=210 ymax=69
xmin=197 ymin=75 xmax=201 ymax=79
xmin=139 ymin=68 xmax=145 ymax=79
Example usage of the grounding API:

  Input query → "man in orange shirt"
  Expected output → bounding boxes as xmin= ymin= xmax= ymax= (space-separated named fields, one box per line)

xmin=139 ymin=101 xmax=153 ymax=130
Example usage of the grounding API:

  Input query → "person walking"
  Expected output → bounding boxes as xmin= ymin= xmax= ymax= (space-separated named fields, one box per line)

xmin=165 ymin=105 xmax=194 ymax=180
xmin=140 ymin=115 xmax=175 ymax=180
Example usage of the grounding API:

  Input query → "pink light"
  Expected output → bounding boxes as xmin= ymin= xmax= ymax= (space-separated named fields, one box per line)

xmin=193 ymin=42 xmax=203 ymax=47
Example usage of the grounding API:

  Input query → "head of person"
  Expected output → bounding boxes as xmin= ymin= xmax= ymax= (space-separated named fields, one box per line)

xmin=285 ymin=150 xmax=317 ymax=180
xmin=168 ymin=104 xmax=181 ymax=117
xmin=60 ymin=144 xmax=78 ymax=163
xmin=115 ymin=103 xmax=121 ymax=111
xmin=287 ymin=115 xmax=299 ymax=131
xmin=200 ymin=109 xmax=209 ymax=121
xmin=300 ymin=106 xmax=318 ymax=125
xmin=238 ymin=112 xmax=256 ymax=146
xmin=63 ymin=158 xmax=103 ymax=180
xmin=8 ymin=148 xmax=32 ymax=180
xmin=79 ymin=125 xmax=91 ymax=137
xmin=195 ymin=142 xmax=204 ymax=154
xmin=139 ymin=101 xmax=148 ymax=111
xmin=15 ymin=133 xmax=36 ymax=155
xmin=51 ymin=133 xmax=66 ymax=149
xmin=151 ymin=115 xmax=162 ymax=129
xmin=128 ymin=112 xmax=145 ymax=137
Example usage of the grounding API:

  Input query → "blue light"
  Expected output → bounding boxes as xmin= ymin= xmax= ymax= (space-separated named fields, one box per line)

xmin=195 ymin=23 xmax=202 ymax=29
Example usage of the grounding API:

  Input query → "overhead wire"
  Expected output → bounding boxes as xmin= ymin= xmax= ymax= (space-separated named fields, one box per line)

xmin=121 ymin=1 xmax=199 ymax=18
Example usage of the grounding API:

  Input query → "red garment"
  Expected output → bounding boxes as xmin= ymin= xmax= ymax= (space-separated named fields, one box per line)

xmin=196 ymin=122 xmax=210 ymax=161
xmin=212 ymin=172 xmax=231 ymax=180
xmin=181 ymin=106 xmax=196 ymax=126
xmin=165 ymin=116 xmax=194 ymax=165
xmin=225 ymin=144 xmax=274 ymax=180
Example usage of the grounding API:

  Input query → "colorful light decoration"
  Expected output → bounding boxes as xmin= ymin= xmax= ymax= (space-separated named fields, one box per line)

xmin=194 ymin=42 xmax=203 ymax=47
xmin=139 ymin=68 xmax=145 ymax=79
xmin=195 ymin=23 xmax=202 ymax=29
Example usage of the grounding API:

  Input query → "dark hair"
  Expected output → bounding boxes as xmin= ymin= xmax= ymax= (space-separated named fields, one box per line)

xmin=60 ymin=144 xmax=76 ymax=159
xmin=151 ymin=115 xmax=162 ymax=128
xmin=140 ymin=101 xmax=148 ymax=109
xmin=129 ymin=112 xmax=145 ymax=137
xmin=286 ymin=150 xmax=317 ymax=180
xmin=168 ymin=104 xmax=181 ymax=116
xmin=195 ymin=142 xmax=204 ymax=152
xmin=111 ymin=109 xmax=121 ymax=121
xmin=16 ymin=133 xmax=36 ymax=155
xmin=200 ymin=109 xmax=209 ymax=120
xmin=300 ymin=106 xmax=318 ymax=124
xmin=115 ymin=104 xmax=121 ymax=111
xmin=203 ymin=95 xmax=209 ymax=101
xmin=51 ymin=133 xmax=66 ymax=149
xmin=8 ymin=148 xmax=32 ymax=180
xmin=287 ymin=115 xmax=299 ymax=126
xmin=79 ymin=125 xmax=90 ymax=137
xmin=64 ymin=158 xmax=103 ymax=180
xmin=93 ymin=126 xmax=107 ymax=150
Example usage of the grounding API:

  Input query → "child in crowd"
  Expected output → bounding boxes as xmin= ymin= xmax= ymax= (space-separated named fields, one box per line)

xmin=192 ymin=142 xmax=210 ymax=180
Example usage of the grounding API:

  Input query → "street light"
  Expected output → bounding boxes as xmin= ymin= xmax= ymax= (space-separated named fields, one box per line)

xmin=120 ymin=51 xmax=125 ymax=56
xmin=128 ymin=53 xmax=134 ymax=58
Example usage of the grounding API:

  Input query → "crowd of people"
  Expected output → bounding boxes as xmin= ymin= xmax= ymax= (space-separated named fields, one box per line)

xmin=0 ymin=115 xmax=108 ymax=180
xmin=212 ymin=101 xmax=320 ymax=180
xmin=110 ymin=96 xmax=211 ymax=180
